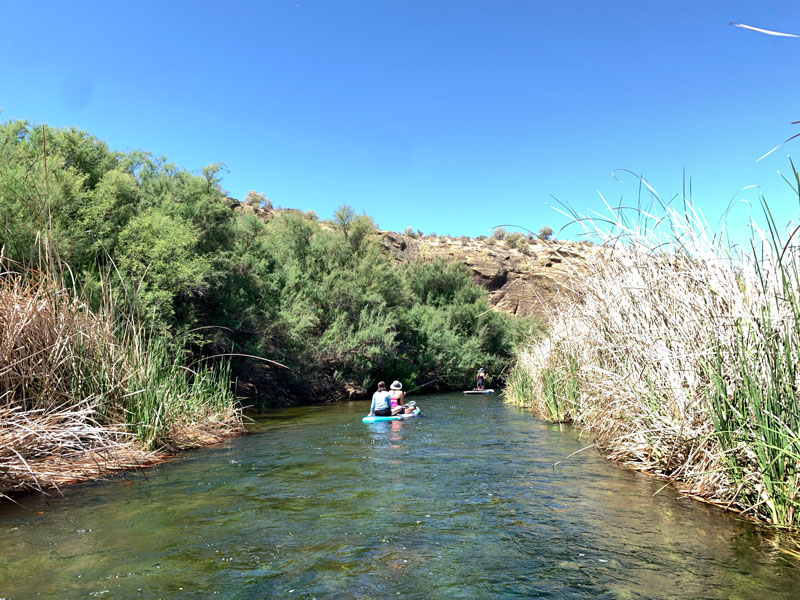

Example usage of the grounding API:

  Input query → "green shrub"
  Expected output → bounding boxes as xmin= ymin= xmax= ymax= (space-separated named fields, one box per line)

xmin=0 ymin=119 xmax=523 ymax=409
xmin=505 ymin=231 xmax=528 ymax=252
xmin=538 ymin=226 xmax=554 ymax=240
xmin=491 ymin=227 xmax=507 ymax=240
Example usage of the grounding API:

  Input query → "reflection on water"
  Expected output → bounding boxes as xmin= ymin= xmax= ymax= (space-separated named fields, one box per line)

xmin=1 ymin=394 xmax=800 ymax=599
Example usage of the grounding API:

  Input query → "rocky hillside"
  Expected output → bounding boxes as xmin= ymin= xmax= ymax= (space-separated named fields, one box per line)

xmin=381 ymin=232 xmax=598 ymax=321
xmin=235 ymin=202 xmax=595 ymax=322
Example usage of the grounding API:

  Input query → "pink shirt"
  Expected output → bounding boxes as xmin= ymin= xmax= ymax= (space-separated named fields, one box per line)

xmin=389 ymin=390 xmax=404 ymax=407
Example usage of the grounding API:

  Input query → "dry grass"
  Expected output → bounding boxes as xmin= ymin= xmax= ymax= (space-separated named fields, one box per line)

xmin=506 ymin=188 xmax=800 ymax=527
xmin=0 ymin=257 xmax=243 ymax=498
xmin=0 ymin=401 xmax=153 ymax=493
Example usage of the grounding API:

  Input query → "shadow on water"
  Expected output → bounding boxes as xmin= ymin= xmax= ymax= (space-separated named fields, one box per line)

xmin=1 ymin=393 xmax=800 ymax=599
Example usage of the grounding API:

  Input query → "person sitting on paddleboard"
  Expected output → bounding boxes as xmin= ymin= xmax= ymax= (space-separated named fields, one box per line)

xmin=369 ymin=381 xmax=392 ymax=416
xmin=389 ymin=380 xmax=406 ymax=415
xmin=476 ymin=368 xmax=487 ymax=391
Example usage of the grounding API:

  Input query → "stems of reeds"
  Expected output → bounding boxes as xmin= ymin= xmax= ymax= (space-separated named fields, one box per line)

xmin=506 ymin=167 xmax=800 ymax=527
xmin=0 ymin=253 xmax=242 ymax=495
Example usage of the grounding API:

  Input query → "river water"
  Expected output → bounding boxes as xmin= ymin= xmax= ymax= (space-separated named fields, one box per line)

xmin=1 ymin=393 xmax=800 ymax=599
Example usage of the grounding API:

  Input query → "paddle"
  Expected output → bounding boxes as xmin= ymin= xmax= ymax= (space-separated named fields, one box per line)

xmin=405 ymin=377 xmax=439 ymax=395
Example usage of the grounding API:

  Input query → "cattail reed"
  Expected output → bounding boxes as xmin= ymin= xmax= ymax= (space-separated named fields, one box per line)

xmin=0 ymin=254 xmax=242 ymax=498
xmin=507 ymin=170 xmax=800 ymax=527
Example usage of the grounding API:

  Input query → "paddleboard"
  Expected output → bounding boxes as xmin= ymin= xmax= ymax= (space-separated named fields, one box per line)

xmin=463 ymin=389 xmax=495 ymax=395
xmin=362 ymin=407 xmax=421 ymax=423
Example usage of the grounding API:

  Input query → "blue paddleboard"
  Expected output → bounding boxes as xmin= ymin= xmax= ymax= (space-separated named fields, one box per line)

xmin=362 ymin=408 xmax=421 ymax=423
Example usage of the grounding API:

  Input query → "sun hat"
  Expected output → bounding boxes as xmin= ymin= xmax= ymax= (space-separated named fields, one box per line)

xmin=390 ymin=380 xmax=403 ymax=390
xmin=478 ymin=368 xmax=485 ymax=373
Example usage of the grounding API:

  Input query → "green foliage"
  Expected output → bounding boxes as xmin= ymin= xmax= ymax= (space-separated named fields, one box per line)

xmin=406 ymin=259 xmax=479 ymax=307
xmin=0 ymin=119 xmax=524 ymax=408
xmin=491 ymin=227 xmax=507 ymax=240
xmin=538 ymin=226 xmax=554 ymax=240
xmin=116 ymin=209 xmax=210 ymax=327
xmin=124 ymin=336 xmax=238 ymax=450
xmin=333 ymin=204 xmax=356 ymax=237
xmin=703 ymin=198 xmax=800 ymax=527
xmin=347 ymin=214 xmax=378 ymax=254
xmin=505 ymin=231 xmax=528 ymax=251
xmin=80 ymin=170 xmax=140 ymax=258
xmin=540 ymin=352 xmax=578 ymax=422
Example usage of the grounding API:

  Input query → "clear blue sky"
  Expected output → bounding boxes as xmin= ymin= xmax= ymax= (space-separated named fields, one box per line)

xmin=3 ymin=1 xmax=800 ymax=243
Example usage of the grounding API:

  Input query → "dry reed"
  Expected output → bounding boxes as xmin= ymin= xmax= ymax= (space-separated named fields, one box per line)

xmin=0 ymin=258 xmax=243 ymax=498
xmin=506 ymin=186 xmax=800 ymax=527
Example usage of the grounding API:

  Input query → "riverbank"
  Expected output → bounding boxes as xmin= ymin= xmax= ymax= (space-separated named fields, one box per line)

xmin=506 ymin=185 xmax=800 ymax=529
xmin=0 ymin=261 xmax=243 ymax=499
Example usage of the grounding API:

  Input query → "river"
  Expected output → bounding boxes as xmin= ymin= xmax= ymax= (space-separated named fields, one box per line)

xmin=1 ymin=393 xmax=799 ymax=599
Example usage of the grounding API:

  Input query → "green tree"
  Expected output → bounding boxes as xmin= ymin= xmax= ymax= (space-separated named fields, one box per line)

xmin=116 ymin=209 xmax=210 ymax=328
xmin=0 ymin=119 xmax=525 ymax=407
xmin=332 ymin=204 xmax=356 ymax=238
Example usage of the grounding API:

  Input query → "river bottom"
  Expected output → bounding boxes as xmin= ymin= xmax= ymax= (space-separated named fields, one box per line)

xmin=1 ymin=393 xmax=799 ymax=599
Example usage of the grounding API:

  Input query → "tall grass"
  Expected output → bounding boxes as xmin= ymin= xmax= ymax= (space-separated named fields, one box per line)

xmin=124 ymin=336 xmax=240 ymax=451
xmin=506 ymin=168 xmax=800 ymax=527
xmin=0 ymin=253 xmax=242 ymax=496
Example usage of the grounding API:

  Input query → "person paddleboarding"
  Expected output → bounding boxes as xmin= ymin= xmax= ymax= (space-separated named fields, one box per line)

xmin=476 ymin=368 xmax=487 ymax=391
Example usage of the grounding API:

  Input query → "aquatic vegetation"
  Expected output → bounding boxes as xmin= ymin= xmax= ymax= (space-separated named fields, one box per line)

xmin=0 ymin=254 xmax=242 ymax=496
xmin=507 ymin=167 xmax=800 ymax=527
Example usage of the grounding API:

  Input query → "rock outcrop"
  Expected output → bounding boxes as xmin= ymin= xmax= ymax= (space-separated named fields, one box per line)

xmin=230 ymin=199 xmax=596 ymax=322
xmin=381 ymin=232 xmax=597 ymax=321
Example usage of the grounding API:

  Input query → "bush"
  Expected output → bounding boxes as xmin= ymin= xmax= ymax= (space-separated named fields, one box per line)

xmin=505 ymin=231 xmax=528 ymax=252
xmin=244 ymin=190 xmax=272 ymax=209
xmin=508 ymin=168 xmax=800 ymax=527
xmin=0 ymin=119 xmax=522 ymax=411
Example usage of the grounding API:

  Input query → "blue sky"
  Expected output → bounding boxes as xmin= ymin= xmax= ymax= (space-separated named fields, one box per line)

xmin=2 ymin=1 xmax=800 ymax=243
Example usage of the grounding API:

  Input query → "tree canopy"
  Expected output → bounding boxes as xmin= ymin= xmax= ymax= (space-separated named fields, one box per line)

xmin=0 ymin=120 xmax=537 ymax=407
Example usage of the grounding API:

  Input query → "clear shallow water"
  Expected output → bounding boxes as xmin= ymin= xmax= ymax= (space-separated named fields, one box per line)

xmin=1 ymin=393 xmax=800 ymax=599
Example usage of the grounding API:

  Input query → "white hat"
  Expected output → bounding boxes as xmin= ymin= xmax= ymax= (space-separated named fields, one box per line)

xmin=390 ymin=380 xmax=403 ymax=390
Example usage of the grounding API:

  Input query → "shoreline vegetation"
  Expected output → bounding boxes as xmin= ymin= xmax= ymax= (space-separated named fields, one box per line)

xmin=1 ymin=119 xmax=530 ymax=497
xmin=0 ymin=253 xmax=244 ymax=499
xmin=506 ymin=171 xmax=800 ymax=529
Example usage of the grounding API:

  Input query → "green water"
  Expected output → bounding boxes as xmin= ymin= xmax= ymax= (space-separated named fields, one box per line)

xmin=2 ymin=393 xmax=800 ymax=599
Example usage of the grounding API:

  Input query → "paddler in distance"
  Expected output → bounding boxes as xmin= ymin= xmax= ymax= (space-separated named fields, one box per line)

xmin=476 ymin=368 xmax=487 ymax=391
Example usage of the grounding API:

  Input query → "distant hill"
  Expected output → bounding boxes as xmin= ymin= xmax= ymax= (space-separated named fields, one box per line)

xmin=380 ymin=232 xmax=597 ymax=322
xmin=232 ymin=201 xmax=596 ymax=323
